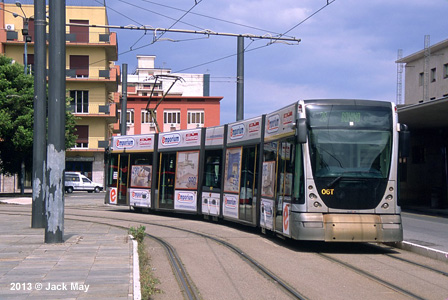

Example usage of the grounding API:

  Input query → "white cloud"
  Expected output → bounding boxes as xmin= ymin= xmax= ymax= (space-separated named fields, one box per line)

xmin=219 ymin=0 xmax=311 ymax=32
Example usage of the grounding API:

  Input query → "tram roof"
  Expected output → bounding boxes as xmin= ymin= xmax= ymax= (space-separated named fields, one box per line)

xmin=303 ymin=99 xmax=392 ymax=107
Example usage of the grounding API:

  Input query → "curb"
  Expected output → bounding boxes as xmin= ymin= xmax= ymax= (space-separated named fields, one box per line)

xmin=131 ymin=236 xmax=142 ymax=300
xmin=386 ymin=241 xmax=448 ymax=263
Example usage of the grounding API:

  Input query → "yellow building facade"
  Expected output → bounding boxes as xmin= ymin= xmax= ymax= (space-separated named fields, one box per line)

xmin=0 ymin=1 xmax=119 ymax=187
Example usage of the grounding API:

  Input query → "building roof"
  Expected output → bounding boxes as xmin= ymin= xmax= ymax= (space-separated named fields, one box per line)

xmin=396 ymin=38 xmax=448 ymax=64
xmin=397 ymin=96 xmax=448 ymax=129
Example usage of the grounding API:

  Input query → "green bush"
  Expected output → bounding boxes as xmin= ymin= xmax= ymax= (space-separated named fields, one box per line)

xmin=129 ymin=225 xmax=161 ymax=298
xmin=129 ymin=225 xmax=146 ymax=243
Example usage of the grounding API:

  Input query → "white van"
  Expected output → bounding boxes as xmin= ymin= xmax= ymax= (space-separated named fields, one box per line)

xmin=65 ymin=172 xmax=103 ymax=193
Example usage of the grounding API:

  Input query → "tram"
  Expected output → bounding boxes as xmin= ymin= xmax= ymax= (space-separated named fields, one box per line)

xmin=105 ymin=99 xmax=409 ymax=242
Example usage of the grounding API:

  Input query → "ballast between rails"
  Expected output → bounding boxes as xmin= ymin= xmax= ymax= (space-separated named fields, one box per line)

xmin=105 ymin=99 xmax=410 ymax=243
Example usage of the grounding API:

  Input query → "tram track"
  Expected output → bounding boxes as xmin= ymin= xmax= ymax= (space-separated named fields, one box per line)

xmin=384 ymin=254 xmax=448 ymax=277
xmin=0 ymin=209 xmax=201 ymax=300
xmin=2 ymin=205 xmax=448 ymax=299
xmin=317 ymin=253 xmax=425 ymax=300
xmin=64 ymin=210 xmax=308 ymax=300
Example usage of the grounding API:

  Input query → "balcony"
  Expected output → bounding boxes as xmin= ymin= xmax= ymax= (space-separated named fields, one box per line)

xmin=66 ymin=66 xmax=118 ymax=93
xmin=68 ymin=102 xmax=117 ymax=124
xmin=3 ymin=30 xmax=118 ymax=61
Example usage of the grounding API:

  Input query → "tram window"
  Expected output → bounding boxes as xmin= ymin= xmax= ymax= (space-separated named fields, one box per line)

xmin=158 ymin=153 xmax=176 ymax=209
xmin=277 ymin=141 xmax=295 ymax=197
xmin=293 ymin=142 xmax=305 ymax=204
xmin=117 ymin=154 xmax=129 ymax=204
xmin=130 ymin=154 xmax=153 ymax=188
xmin=274 ymin=139 xmax=302 ymax=232
xmin=107 ymin=154 xmax=119 ymax=187
xmin=264 ymin=142 xmax=278 ymax=162
xmin=203 ymin=149 xmax=222 ymax=190
xmin=239 ymin=146 xmax=258 ymax=223
xmin=263 ymin=142 xmax=278 ymax=198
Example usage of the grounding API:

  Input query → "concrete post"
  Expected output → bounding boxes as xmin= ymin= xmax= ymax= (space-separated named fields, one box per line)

xmin=45 ymin=0 xmax=66 ymax=243
xmin=236 ymin=36 xmax=244 ymax=121
xmin=31 ymin=0 xmax=47 ymax=228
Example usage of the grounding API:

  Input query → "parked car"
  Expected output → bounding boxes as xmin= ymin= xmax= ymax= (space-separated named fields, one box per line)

xmin=65 ymin=172 xmax=103 ymax=193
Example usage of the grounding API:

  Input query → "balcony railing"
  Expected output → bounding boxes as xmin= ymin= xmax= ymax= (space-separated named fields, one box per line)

xmin=68 ymin=102 xmax=117 ymax=116
xmin=5 ymin=30 xmax=116 ymax=46
xmin=2 ymin=0 xmax=106 ymax=6
xmin=65 ymin=66 xmax=117 ymax=80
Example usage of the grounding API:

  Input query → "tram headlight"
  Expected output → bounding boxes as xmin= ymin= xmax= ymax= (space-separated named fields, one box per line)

xmin=313 ymin=201 xmax=322 ymax=208
xmin=309 ymin=193 xmax=317 ymax=199
xmin=389 ymin=187 xmax=394 ymax=192
xmin=381 ymin=203 xmax=389 ymax=209
xmin=385 ymin=194 xmax=393 ymax=200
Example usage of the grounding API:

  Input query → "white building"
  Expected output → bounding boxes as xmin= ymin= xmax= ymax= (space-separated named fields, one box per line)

xmin=116 ymin=55 xmax=220 ymax=135
xmin=398 ymin=38 xmax=448 ymax=105
xmin=127 ymin=55 xmax=209 ymax=97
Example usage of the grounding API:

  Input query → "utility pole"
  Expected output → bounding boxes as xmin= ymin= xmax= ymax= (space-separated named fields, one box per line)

xmin=46 ymin=0 xmax=66 ymax=243
xmin=31 ymin=0 xmax=47 ymax=228
xmin=236 ymin=36 xmax=244 ymax=121
xmin=120 ymin=63 xmax=128 ymax=136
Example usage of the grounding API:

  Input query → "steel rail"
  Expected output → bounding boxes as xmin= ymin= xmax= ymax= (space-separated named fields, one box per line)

xmin=317 ymin=253 xmax=425 ymax=300
xmin=20 ymin=207 xmax=308 ymax=300
xmin=385 ymin=254 xmax=448 ymax=277
xmin=146 ymin=233 xmax=200 ymax=300
xmin=64 ymin=211 xmax=308 ymax=300
xmin=0 ymin=210 xmax=200 ymax=300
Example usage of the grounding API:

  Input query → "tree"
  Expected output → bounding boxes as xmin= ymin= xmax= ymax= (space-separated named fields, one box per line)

xmin=0 ymin=55 xmax=77 ymax=175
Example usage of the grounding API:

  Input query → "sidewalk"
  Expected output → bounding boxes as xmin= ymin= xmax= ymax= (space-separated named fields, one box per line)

xmin=0 ymin=211 xmax=133 ymax=299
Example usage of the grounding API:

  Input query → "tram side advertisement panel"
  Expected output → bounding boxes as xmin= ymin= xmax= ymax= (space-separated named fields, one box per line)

xmin=175 ymin=191 xmax=197 ymax=211
xmin=174 ymin=151 xmax=199 ymax=212
xmin=175 ymin=151 xmax=199 ymax=189
xmin=130 ymin=188 xmax=151 ymax=208
xmin=283 ymin=202 xmax=291 ymax=236
xmin=223 ymin=147 xmax=242 ymax=219
xmin=109 ymin=187 xmax=117 ymax=205
xmin=202 ymin=192 xmax=220 ymax=216
xmin=223 ymin=193 xmax=239 ymax=219
xmin=260 ymin=199 xmax=274 ymax=230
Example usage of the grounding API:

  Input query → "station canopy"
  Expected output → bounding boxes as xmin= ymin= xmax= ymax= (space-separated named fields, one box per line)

xmin=398 ymin=97 xmax=448 ymax=130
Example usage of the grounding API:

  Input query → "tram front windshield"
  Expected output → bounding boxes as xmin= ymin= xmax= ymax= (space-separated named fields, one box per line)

xmin=306 ymin=104 xmax=393 ymax=209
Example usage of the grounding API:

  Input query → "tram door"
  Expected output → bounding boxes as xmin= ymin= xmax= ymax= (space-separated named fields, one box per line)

xmin=202 ymin=149 xmax=222 ymax=216
xmin=275 ymin=139 xmax=295 ymax=234
xmin=239 ymin=145 xmax=258 ymax=223
xmin=117 ymin=154 xmax=129 ymax=205
xmin=158 ymin=152 xmax=176 ymax=209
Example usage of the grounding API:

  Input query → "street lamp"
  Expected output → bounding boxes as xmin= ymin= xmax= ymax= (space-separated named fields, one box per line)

xmin=15 ymin=1 xmax=29 ymax=195
xmin=15 ymin=1 xmax=31 ymax=75
xmin=0 ymin=3 xmax=31 ymax=74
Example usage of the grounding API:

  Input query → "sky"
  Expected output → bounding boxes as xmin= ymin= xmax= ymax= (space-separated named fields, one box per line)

xmin=103 ymin=0 xmax=448 ymax=125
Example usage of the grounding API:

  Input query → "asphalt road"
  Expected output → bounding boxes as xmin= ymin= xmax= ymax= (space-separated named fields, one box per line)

xmin=402 ymin=211 xmax=448 ymax=253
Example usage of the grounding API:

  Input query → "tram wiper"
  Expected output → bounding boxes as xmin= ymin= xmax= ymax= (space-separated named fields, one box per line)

xmin=327 ymin=174 xmax=372 ymax=187
xmin=327 ymin=176 xmax=342 ymax=188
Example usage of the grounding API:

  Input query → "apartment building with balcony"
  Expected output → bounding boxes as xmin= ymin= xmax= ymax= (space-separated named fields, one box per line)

xmin=116 ymin=55 xmax=222 ymax=135
xmin=0 ymin=0 xmax=118 ymax=188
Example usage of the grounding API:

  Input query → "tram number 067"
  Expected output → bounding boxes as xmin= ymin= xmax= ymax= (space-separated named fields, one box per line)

xmin=321 ymin=188 xmax=334 ymax=195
